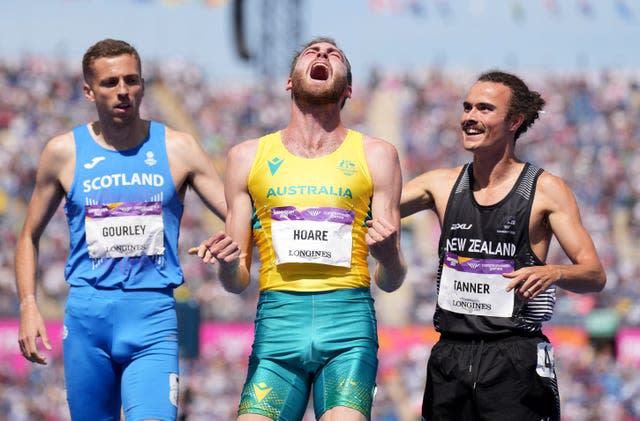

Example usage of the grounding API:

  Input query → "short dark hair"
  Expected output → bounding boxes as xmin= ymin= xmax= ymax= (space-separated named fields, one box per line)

xmin=289 ymin=36 xmax=352 ymax=87
xmin=477 ymin=70 xmax=545 ymax=140
xmin=82 ymin=39 xmax=141 ymax=83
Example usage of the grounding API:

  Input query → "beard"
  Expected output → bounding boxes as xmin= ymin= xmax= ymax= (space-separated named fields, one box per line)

xmin=290 ymin=68 xmax=348 ymax=107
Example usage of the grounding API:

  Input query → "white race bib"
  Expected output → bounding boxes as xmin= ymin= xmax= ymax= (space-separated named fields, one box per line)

xmin=270 ymin=206 xmax=354 ymax=267
xmin=438 ymin=252 xmax=515 ymax=317
xmin=85 ymin=201 xmax=164 ymax=259
xmin=536 ymin=342 xmax=556 ymax=379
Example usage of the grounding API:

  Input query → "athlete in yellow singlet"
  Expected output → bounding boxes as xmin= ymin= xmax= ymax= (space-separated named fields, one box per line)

xmin=193 ymin=37 xmax=407 ymax=421
xmin=249 ymin=129 xmax=373 ymax=292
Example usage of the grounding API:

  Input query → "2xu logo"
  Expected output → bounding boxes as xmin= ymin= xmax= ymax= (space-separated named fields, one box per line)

xmin=450 ymin=223 xmax=472 ymax=230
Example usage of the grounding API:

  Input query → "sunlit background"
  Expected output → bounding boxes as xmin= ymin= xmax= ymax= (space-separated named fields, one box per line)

xmin=0 ymin=1 xmax=639 ymax=420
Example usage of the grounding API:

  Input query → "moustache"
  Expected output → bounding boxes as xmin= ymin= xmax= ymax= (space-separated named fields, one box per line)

xmin=461 ymin=120 xmax=480 ymax=130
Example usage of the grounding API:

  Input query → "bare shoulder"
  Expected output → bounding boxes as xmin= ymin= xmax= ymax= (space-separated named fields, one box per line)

xmin=227 ymin=138 xmax=260 ymax=164
xmin=536 ymin=170 xmax=572 ymax=192
xmin=39 ymin=131 xmax=75 ymax=174
xmin=44 ymin=131 xmax=75 ymax=160
xmin=163 ymin=127 xmax=209 ymax=169
xmin=224 ymin=139 xmax=260 ymax=193
xmin=164 ymin=127 xmax=199 ymax=151
xmin=35 ymin=131 xmax=76 ymax=190
xmin=362 ymin=135 xmax=399 ymax=159
xmin=535 ymin=170 xmax=576 ymax=210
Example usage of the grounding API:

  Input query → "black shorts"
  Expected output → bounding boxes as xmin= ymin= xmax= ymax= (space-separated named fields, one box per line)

xmin=422 ymin=332 xmax=560 ymax=421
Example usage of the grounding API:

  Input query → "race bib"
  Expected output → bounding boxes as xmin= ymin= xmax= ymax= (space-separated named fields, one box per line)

xmin=438 ymin=252 xmax=515 ymax=317
xmin=271 ymin=206 xmax=354 ymax=267
xmin=536 ymin=342 xmax=556 ymax=379
xmin=85 ymin=201 xmax=164 ymax=259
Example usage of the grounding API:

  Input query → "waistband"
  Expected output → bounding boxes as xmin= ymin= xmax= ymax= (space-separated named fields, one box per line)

xmin=259 ymin=287 xmax=371 ymax=298
xmin=439 ymin=330 xmax=547 ymax=343
xmin=68 ymin=285 xmax=174 ymax=300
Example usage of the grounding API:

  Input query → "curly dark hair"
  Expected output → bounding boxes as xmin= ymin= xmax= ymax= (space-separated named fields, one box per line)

xmin=82 ymin=39 xmax=141 ymax=84
xmin=477 ymin=70 xmax=545 ymax=141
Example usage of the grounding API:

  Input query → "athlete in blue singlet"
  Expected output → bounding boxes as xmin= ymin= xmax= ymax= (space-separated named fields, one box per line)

xmin=15 ymin=39 xmax=226 ymax=421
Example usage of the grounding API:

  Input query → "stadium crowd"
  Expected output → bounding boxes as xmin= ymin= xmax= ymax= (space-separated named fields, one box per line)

xmin=0 ymin=55 xmax=639 ymax=420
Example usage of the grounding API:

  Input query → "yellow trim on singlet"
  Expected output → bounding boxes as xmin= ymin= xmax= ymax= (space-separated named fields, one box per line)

xmin=248 ymin=130 xmax=373 ymax=292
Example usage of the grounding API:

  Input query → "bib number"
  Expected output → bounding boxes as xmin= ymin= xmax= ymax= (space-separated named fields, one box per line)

xmin=536 ymin=342 xmax=556 ymax=379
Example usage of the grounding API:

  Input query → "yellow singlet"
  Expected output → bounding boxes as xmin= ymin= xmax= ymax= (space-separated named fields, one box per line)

xmin=248 ymin=130 xmax=373 ymax=292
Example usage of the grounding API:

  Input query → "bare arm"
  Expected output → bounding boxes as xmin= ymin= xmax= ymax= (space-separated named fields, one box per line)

xmin=505 ymin=173 xmax=606 ymax=297
xmin=189 ymin=140 xmax=257 ymax=293
xmin=400 ymin=167 xmax=459 ymax=221
xmin=166 ymin=128 xmax=226 ymax=220
xmin=215 ymin=141 xmax=256 ymax=293
xmin=364 ymin=137 xmax=406 ymax=292
xmin=400 ymin=171 xmax=436 ymax=218
xmin=15 ymin=134 xmax=73 ymax=364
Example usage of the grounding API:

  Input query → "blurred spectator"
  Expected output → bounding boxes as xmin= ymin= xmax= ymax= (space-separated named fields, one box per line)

xmin=1 ymin=57 xmax=639 ymax=419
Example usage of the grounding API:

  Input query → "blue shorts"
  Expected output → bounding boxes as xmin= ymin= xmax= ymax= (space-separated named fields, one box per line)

xmin=63 ymin=286 xmax=179 ymax=421
xmin=238 ymin=288 xmax=379 ymax=420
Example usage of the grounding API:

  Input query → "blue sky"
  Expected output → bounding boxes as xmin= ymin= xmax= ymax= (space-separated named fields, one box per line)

xmin=1 ymin=0 xmax=638 ymax=81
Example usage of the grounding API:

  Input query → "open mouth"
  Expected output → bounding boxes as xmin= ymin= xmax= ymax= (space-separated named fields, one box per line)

xmin=463 ymin=127 xmax=483 ymax=135
xmin=462 ymin=122 xmax=483 ymax=135
xmin=310 ymin=63 xmax=329 ymax=81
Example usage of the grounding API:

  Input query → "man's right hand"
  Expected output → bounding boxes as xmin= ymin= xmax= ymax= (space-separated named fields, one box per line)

xmin=18 ymin=297 xmax=52 ymax=365
xmin=188 ymin=231 xmax=240 ymax=266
